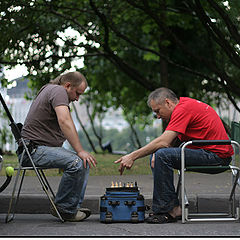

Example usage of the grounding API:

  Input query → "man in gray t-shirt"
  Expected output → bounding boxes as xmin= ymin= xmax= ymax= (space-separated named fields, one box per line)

xmin=22 ymin=84 xmax=68 ymax=146
xmin=19 ymin=71 xmax=97 ymax=222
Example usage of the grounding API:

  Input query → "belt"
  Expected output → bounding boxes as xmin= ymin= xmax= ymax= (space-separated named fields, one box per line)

xmin=16 ymin=140 xmax=39 ymax=155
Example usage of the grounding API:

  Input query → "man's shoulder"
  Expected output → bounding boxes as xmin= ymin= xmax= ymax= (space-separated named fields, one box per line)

xmin=178 ymin=97 xmax=204 ymax=109
xmin=44 ymin=84 xmax=65 ymax=92
xmin=179 ymin=97 xmax=195 ymax=104
xmin=36 ymin=84 xmax=68 ymax=105
xmin=46 ymin=85 xmax=69 ymax=106
xmin=41 ymin=84 xmax=67 ymax=98
xmin=175 ymin=97 xmax=192 ymax=110
xmin=173 ymin=97 xmax=200 ymax=117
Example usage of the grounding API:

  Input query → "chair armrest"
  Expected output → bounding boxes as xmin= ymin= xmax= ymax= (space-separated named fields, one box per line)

xmin=191 ymin=140 xmax=232 ymax=146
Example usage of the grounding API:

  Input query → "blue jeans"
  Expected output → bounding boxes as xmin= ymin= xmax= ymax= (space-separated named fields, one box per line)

xmin=150 ymin=147 xmax=231 ymax=214
xmin=19 ymin=146 xmax=89 ymax=215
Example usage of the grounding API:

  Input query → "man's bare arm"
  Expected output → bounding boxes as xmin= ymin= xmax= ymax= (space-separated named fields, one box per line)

xmin=114 ymin=130 xmax=178 ymax=175
xmin=55 ymin=105 xmax=96 ymax=168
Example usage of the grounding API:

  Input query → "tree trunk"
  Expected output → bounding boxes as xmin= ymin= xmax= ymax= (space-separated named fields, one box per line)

xmin=129 ymin=122 xmax=142 ymax=149
xmin=85 ymin=101 xmax=104 ymax=150
xmin=72 ymin=103 xmax=97 ymax=153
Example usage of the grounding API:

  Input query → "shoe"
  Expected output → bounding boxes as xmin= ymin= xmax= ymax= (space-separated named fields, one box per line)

xmin=145 ymin=212 xmax=177 ymax=224
xmin=67 ymin=211 xmax=86 ymax=222
xmin=78 ymin=207 xmax=91 ymax=219
xmin=50 ymin=206 xmax=86 ymax=222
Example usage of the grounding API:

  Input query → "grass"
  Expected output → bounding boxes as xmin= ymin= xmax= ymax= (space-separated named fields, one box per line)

xmin=0 ymin=153 xmax=152 ymax=177
xmin=3 ymin=152 xmax=236 ymax=177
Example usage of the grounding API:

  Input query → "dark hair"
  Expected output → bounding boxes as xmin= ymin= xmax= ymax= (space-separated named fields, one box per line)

xmin=147 ymin=87 xmax=178 ymax=107
xmin=50 ymin=71 xmax=87 ymax=87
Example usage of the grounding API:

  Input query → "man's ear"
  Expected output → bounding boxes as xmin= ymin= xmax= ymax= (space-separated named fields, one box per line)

xmin=63 ymin=81 xmax=71 ymax=89
xmin=165 ymin=98 xmax=170 ymax=106
xmin=165 ymin=98 xmax=173 ymax=108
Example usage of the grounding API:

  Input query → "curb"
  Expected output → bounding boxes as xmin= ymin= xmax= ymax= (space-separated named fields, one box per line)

xmin=1 ymin=194 xmax=239 ymax=215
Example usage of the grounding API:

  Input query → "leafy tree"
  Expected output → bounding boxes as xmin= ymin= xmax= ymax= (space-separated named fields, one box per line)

xmin=77 ymin=125 xmax=162 ymax=153
xmin=0 ymin=0 xmax=240 ymax=123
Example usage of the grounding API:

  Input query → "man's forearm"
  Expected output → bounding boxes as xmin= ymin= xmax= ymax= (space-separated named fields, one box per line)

xmin=59 ymin=118 xmax=84 ymax=153
xmin=129 ymin=141 xmax=161 ymax=161
xmin=130 ymin=134 xmax=173 ymax=161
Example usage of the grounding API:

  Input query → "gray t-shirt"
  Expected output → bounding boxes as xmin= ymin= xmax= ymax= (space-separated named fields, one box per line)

xmin=21 ymin=84 xmax=70 ymax=147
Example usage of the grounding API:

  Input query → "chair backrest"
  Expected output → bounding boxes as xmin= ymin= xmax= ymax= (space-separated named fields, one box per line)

xmin=0 ymin=93 xmax=23 ymax=142
xmin=231 ymin=121 xmax=240 ymax=143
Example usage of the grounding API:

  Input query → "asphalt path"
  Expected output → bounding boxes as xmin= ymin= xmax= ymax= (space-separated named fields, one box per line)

xmin=1 ymin=214 xmax=240 ymax=237
xmin=1 ymin=173 xmax=240 ymax=237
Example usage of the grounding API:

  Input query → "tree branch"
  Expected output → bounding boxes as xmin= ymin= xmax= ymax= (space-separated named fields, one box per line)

xmin=72 ymin=102 xmax=97 ymax=153
xmin=193 ymin=0 xmax=240 ymax=69
xmin=0 ymin=52 xmax=105 ymax=66
xmin=89 ymin=0 xmax=153 ymax=90
xmin=207 ymin=0 xmax=240 ymax=43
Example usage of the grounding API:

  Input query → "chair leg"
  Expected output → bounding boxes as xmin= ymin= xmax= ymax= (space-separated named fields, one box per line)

xmin=39 ymin=169 xmax=56 ymax=198
xmin=6 ymin=143 xmax=64 ymax=223
xmin=36 ymin=169 xmax=63 ymax=222
xmin=13 ymin=170 xmax=26 ymax=217
xmin=5 ymin=150 xmax=26 ymax=223
xmin=20 ymin=140 xmax=64 ymax=222
xmin=6 ymin=168 xmax=64 ymax=223
xmin=229 ymin=169 xmax=239 ymax=201
xmin=229 ymin=169 xmax=240 ymax=217
xmin=5 ymin=167 xmax=25 ymax=223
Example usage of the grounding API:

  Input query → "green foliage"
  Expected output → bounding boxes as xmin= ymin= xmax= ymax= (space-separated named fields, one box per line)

xmin=1 ymin=0 xmax=240 ymax=122
xmin=77 ymin=125 xmax=162 ymax=153
xmin=0 ymin=126 xmax=13 ymax=150
xmin=0 ymin=106 xmax=13 ymax=152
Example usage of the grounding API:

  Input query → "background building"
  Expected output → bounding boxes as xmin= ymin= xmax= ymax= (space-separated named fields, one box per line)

xmin=0 ymin=77 xmax=130 ymax=151
xmin=1 ymin=76 xmax=239 ymax=152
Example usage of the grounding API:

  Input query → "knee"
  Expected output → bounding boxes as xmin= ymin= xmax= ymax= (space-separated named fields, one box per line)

xmin=154 ymin=148 xmax=174 ymax=167
xmin=66 ymin=157 xmax=84 ymax=173
xmin=155 ymin=148 xmax=166 ymax=159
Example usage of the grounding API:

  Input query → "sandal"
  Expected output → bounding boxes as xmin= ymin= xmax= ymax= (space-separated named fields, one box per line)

xmin=149 ymin=212 xmax=182 ymax=220
xmin=146 ymin=212 xmax=177 ymax=224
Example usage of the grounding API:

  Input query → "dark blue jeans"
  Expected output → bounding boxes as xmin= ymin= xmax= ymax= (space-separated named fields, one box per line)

xmin=150 ymin=147 xmax=231 ymax=214
xmin=19 ymin=146 xmax=89 ymax=215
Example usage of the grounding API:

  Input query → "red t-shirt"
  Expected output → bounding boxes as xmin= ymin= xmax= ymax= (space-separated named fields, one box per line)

xmin=166 ymin=97 xmax=233 ymax=158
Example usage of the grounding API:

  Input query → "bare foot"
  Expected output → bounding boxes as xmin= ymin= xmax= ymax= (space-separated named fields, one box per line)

xmin=169 ymin=205 xmax=181 ymax=218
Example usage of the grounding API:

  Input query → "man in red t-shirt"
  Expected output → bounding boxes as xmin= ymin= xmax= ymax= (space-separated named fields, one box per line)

xmin=115 ymin=87 xmax=233 ymax=224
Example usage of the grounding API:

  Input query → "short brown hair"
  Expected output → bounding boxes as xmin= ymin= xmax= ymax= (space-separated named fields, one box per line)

xmin=50 ymin=71 xmax=87 ymax=87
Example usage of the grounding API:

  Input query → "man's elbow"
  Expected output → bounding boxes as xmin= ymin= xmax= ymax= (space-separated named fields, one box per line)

xmin=162 ymin=143 xmax=171 ymax=148
xmin=57 ymin=117 xmax=69 ymax=127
